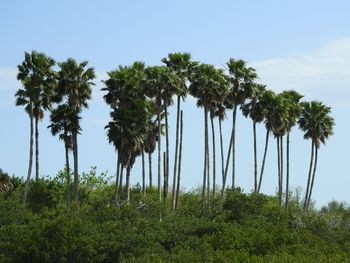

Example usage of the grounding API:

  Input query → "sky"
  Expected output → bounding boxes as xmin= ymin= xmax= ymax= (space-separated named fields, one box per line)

xmin=1 ymin=0 xmax=350 ymax=207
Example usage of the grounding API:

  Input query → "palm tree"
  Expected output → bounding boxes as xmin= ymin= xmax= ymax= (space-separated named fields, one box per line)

xmin=161 ymin=52 xmax=195 ymax=210
xmin=16 ymin=51 xmax=55 ymax=203
xmin=280 ymin=90 xmax=303 ymax=212
xmin=56 ymin=58 xmax=95 ymax=202
xmin=48 ymin=104 xmax=77 ymax=207
xmin=189 ymin=63 xmax=228 ymax=200
xmin=226 ymin=58 xmax=257 ymax=188
xmin=298 ymin=101 xmax=334 ymax=209
xmin=242 ymin=84 xmax=266 ymax=192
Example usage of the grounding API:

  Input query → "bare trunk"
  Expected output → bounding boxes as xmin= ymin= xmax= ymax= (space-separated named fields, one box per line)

xmin=164 ymin=100 xmax=169 ymax=200
xmin=163 ymin=151 xmax=167 ymax=202
xmin=231 ymin=105 xmax=237 ymax=188
xmin=142 ymin=148 xmax=146 ymax=195
xmin=172 ymin=96 xmax=181 ymax=210
xmin=115 ymin=153 xmax=120 ymax=201
xmin=23 ymin=112 xmax=34 ymax=203
xmin=221 ymin=124 xmax=234 ymax=202
xmin=116 ymin=166 xmax=124 ymax=203
xmin=73 ymin=132 xmax=79 ymax=202
xmin=277 ymin=136 xmax=281 ymax=206
xmin=148 ymin=152 xmax=152 ymax=189
xmin=210 ymin=114 xmax=216 ymax=197
xmin=280 ymin=135 xmax=284 ymax=206
xmin=65 ymin=142 xmax=71 ymax=207
xmin=206 ymin=108 xmax=210 ymax=197
xmin=126 ymin=166 xmax=131 ymax=203
xmin=157 ymin=99 xmax=162 ymax=202
xmin=202 ymin=108 xmax=207 ymax=201
xmin=307 ymin=145 xmax=318 ymax=209
xmin=303 ymin=142 xmax=314 ymax=210
xmin=285 ymin=134 xmax=290 ymax=212
xmin=35 ymin=116 xmax=39 ymax=181
xmin=219 ymin=119 xmax=225 ymax=188
xmin=175 ymin=110 xmax=183 ymax=209
xmin=253 ymin=121 xmax=257 ymax=192
xmin=258 ymin=129 xmax=269 ymax=193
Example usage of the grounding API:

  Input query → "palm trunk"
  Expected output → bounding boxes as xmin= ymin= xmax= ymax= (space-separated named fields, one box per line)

xmin=253 ymin=121 xmax=257 ymax=192
xmin=306 ymin=145 xmax=318 ymax=209
xmin=35 ymin=116 xmax=39 ymax=181
xmin=172 ymin=96 xmax=181 ymax=210
xmin=175 ymin=110 xmax=183 ymax=209
xmin=157 ymin=99 xmax=162 ymax=202
xmin=231 ymin=104 xmax=237 ymax=188
xmin=202 ymin=108 xmax=207 ymax=201
xmin=65 ymin=142 xmax=71 ymax=207
xmin=164 ymin=100 xmax=169 ymax=201
xmin=285 ymin=134 xmax=290 ymax=212
xmin=206 ymin=109 xmax=210 ymax=197
xmin=115 ymin=154 xmax=121 ymax=201
xmin=277 ymin=136 xmax=281 ymax=206
xmin=148 ymin=152 xmax=152 ymax=189
xmin=221 ymin=125 xmax=234 ymax=202
xmin=280 ymin=135 xmax=284 ymax=206
xmin=72 ymin=132 xmax=79 ymax=202
xmin=163 ymin=151 xmax=167 ymax=202
xmin=116 ymin=166 xmax=124 ymax=203
xmin=23 ymin=112 xmax=34 ymax=203
xmin=210 ymin=114 xmax=216 ymax=197
xmin=258 ymin=129 xmax=269 ymax=193
xmin=219 ymin=119 xmax=225 ymax=188
xmin=303 ymin=142 xmax=314 ymax=210
xmin=141 ymin=148 xmax=146 ymax=195
xmin=126 ymin=166 xmax=131 ymax=203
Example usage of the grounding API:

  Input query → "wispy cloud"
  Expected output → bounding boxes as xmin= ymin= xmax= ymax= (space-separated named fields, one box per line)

xmin=252 ymin=38 xmax=350 ymax=108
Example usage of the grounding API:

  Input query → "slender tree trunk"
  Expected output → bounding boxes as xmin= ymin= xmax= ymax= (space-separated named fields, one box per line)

xmin=307 ymin=146 xmax=318 ymax=209
xmin=221 ymin=125 xmax=234 ymax=202
xmin=202 ymin=108 xmax=207 ymax=201
xmin=157 ymin=99 xmax=162 ymax=202
xmin=148 ymin=152 xmax=152 ymax=189
xmin=206 ymin=108 xmax=210 ymax=197
xmin=280 ymin=135 xmax=284 ymax=206
xmin=258 ymin=129 xmax=269 ymax=193
xmin=210 ymin=114 xmax=216 ymax=197
xmin=231 ymin=105 xmax=237 ymax=188
xmin=285 ymin=134 xmax=290 ymax=212
xmin=303 ymin=142 xmax=314 ymax=209
xmin=175 ymin=110 xmax=183 ymax=209
xmin=72 ymin=132 xmax=79 ymax=202
xmin=65 ymin=142 xmax=71 ymax=207
xmin=35 ymin=116 xmax=39 ymax=181
xmin=163 ymin=151 xmax=167 ymax=202
xmin=164 ymin=100 xmax=169 ymax=200
xmin=219 ymin=119 xmax=225 ymax=188
xmin=126 ymin=166 xmax=131 ymax=203
xmin=23 ymin=113 xmax=34 ymax=203
xmin=253 ymin=121 xmax=257 ymax=192
xmin=142 ymin=148 xmax=146 ymax=195
xmin=115 ymin=153 xmax=120 ymax=201
xmin=277 ymin=136 xmax=281 ymax=206
xmin=172 ymin=96 xmax=181 ymax=210
xmin=116 ymin=166 xmax=124 ymax=204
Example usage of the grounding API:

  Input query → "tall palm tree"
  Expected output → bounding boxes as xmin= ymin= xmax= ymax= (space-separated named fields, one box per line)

xmin=189 ymin=63 xmax=228 ymax=200
xmin=242 ymin=84 xmax=266 ymax=192
xmin=56 ymin=58 xmax=95 ymax=202
xmin=298 ymin=101 xmax=334 ymax=209
xmin=226 ymin=58 xmax=257 ymax=188
xmin=16 ymin=51 xmax=55 ymax=203
xmin=48 ymin=104 xmax=77 ymax=207
xmin=280 ymin=90 xmax=303 ymax=211
xmin=162 ymin=52 xmax=195 ymax=210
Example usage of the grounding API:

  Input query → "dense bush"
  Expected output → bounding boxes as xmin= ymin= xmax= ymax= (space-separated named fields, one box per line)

xmin=0 ymin=170 xmax=350 ymax=262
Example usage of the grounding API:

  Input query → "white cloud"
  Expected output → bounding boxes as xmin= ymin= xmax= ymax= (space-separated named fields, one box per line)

xmin=252 ymin=38 xmax=350 ymax=109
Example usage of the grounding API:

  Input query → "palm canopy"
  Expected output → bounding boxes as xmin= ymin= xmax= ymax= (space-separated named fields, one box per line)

xmin=16 ymin=51 xmax=56 ymax=118
xmin=241 ymin=83 xmax=266 ymax=123
xmin=189 ymin=63 xmax=229 ymax=110
xmin=298 ymin=101 xmax=335 ymax=148
xmin=225 ymin=58 xmax=258 ymax=108
xmin=280 ymin=90 xmax=303 ymax=134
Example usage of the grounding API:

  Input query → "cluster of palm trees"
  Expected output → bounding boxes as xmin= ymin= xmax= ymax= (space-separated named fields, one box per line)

xmin=15 ymin=51 xmax=334 ymax=211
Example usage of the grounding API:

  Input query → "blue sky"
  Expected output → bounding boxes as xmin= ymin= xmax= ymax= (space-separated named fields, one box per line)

xmin=1 ymin=0 xmax=350 ymax=207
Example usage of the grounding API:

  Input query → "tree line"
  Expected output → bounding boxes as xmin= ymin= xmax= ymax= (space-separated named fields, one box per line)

xmin=14 ymin=51 xmax=335 ymax=211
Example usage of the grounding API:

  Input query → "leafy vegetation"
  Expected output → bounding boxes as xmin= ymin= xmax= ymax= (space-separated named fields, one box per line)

xmin=1 ymin=170 xmax=349 ymax=262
